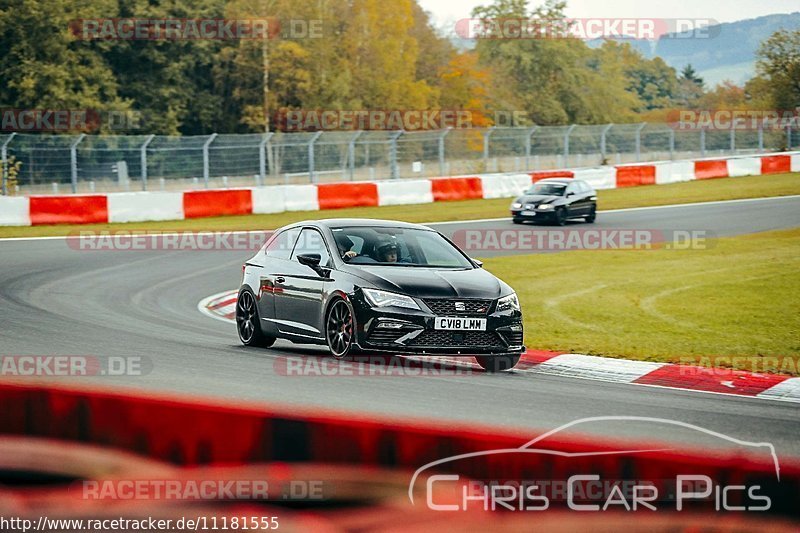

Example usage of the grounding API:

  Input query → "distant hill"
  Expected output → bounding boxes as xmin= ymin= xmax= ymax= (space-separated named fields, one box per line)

xmin=592 ymin=13 xmax=800 ymax=85
xmin=454 ymin=13 xmax=800 ymax=86
xmin=655 ymin=12 xmax=800 ymax=84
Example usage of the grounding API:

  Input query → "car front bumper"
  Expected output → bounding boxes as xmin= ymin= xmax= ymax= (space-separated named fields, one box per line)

xmin=511 ymin=209 xmax=556 ymax=221
xmin=352 ymin=295 xmax=524 ymax=356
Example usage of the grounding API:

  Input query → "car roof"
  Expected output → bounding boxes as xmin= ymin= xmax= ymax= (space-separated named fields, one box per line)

xmin=535 ymin=178 xmax=577 ymax=184
xmin=285 ymin=218 xmax=435 ymax=231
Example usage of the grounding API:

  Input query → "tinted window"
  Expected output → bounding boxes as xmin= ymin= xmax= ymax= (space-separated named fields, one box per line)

xmin=526 ymin=182 xmax=566 ymax=196
xmin=332 ymin=226 xmax=472 ymax=268
xmin=291 ymin=228 xmax=331 ymax=267
xmin=265 ymin=228 xmax=300 ymax=259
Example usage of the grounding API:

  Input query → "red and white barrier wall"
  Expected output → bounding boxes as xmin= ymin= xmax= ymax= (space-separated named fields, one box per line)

xmin=1 ymin=379 xmax=798 ymax=518
xmin=2 ymin=151 xmax=798 ymax=226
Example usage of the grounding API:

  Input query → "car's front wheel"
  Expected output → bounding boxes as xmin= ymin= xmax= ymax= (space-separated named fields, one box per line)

xmin=326 ymin=298 xmax=355 ymax=359
xmin=236 ymin=289 xmax=276 ymax=347
xmin=554 ymin=207 xmax=567 ymax=226
xmin=475 ymin=354 xmax=521 ymax=372
xmin=585 ymin=206 xmax=597 ymax=223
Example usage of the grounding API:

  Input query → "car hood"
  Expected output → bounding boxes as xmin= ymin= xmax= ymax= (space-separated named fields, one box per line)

xmin=516 ymin=194 xmax=562 ymax=205
xmin=344 ymin=265 xmax=509 ymax=299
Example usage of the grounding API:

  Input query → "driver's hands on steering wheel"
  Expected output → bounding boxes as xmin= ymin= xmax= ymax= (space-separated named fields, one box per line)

xmin=343 ymin=250 xmax=357 ymax=259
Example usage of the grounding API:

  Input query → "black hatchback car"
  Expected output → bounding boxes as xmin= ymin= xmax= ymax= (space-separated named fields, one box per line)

xmin=237 ymin=219 xmax=524 ymax=371
xmin=510 ymin=178 xmax=597 ymax=225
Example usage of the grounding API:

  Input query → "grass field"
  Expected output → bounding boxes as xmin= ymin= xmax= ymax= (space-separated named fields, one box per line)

xmin=483 ymin=228 xmax=800 ymax=375
xmin=1 ymin=171 xmax=798 ymax=238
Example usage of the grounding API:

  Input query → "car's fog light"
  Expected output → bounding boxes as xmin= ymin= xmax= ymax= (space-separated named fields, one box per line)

xmin=377 ymin=321 xmax=406 ymax=329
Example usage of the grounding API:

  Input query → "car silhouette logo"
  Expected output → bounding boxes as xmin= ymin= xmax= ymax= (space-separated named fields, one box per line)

xmin=454 ymin=302 xmax=466 ymax=311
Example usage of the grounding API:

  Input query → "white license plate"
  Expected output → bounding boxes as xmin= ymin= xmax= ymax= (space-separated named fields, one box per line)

xmin=434 ymin=317 xmax=487 ymax=331
xmin=521 ymin=210 xmax=536 ymax=216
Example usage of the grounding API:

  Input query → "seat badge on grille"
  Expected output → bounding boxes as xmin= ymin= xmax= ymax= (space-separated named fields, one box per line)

xmin=454 ymin=302 xmax=466 ymax=312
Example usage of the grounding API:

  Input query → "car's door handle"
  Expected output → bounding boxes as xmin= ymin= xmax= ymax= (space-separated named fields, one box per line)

xmin=275 ymin=276 xmax=285 ymax=284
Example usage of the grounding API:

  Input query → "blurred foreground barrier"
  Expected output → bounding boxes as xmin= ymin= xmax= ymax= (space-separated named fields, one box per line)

xmin=2 ymin=436 xmax=797 ymax=532
xmin=1 ymin=151 xmax=798 ymax=226
xmin=0 ymin=379 xmax=798 ymax=520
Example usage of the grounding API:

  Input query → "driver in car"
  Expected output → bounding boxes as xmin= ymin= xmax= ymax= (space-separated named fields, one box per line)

xmin=334 ymin=233 xmax=359 ymax=260
xmin=377 ymin=241 xmax=409 ymax=263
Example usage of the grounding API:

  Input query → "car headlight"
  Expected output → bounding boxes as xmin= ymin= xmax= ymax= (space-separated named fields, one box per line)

xmin=537 ymin=204 xmax=554 ymax=210
xmin=362 ymin=288 xmax=421 ymax=310
xmin=496 ymin=293 xmax=520 ymax=312
xmin=511 ymin=202 xmax=523 ymax=209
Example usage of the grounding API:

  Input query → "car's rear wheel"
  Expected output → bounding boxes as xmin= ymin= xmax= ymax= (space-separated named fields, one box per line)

xmin=475 ymin=354 xmax=521 ymax=372
xmin=554 ymin=207 xmax=567 ymax=226
xmin=326 ymin=298 xmax=354 ymax=359
xmin=585 ymin=206 xmax=596 ymax=223
xmin=512 ymin=217 xmax=523 ymax=224
xmin=236 ymin=289 xmax=276 ymax=347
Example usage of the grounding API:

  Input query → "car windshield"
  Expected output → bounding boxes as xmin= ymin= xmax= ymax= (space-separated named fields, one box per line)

xmin=331 ymin=226 xmax=473 ymax=268
xmin=526 ymin=183 xmax=567 ymax=196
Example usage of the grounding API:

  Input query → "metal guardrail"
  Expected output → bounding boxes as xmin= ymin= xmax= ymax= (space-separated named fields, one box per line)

xmin=1 ymin=124 xmax=796 ymax=194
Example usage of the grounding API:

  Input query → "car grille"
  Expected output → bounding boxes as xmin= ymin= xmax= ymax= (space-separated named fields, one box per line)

xmin=423 ymin=298 xmax=493 ymax=316
xmin=408 ymin=330 xmax=504 ymax=349
xmin=367 ymin=329 xmax=408 ymax=345
xmin=500 ymin=331 xmax=523 ymax=346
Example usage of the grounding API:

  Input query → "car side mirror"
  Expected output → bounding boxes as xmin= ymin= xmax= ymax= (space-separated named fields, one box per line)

xmin=297 ymin=253 xmax=321 ymax=267
xmin=297 ymin=253 xmax=329 ymax=277
xmin=566 ymin=192 xmax=574 ymax=198
xmin=472 ymin=258 xmax=484 ymax=268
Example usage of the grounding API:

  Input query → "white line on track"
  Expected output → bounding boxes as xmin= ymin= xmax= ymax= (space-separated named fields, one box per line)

xmin=1 ymin=194 xmax=798 ymax=242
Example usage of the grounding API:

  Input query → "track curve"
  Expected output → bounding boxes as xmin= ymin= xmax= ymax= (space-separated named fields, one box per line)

xmin=1 ymin=196 xmax=799 ymax=458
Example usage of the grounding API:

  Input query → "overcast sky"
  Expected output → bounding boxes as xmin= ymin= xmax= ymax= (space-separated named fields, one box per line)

xmin=419 ymin=0 xmax=800 ymax=28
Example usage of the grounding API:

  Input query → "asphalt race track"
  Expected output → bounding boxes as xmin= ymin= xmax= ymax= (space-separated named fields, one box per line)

xmin=1 ymin=196 xmax=799 ymax=460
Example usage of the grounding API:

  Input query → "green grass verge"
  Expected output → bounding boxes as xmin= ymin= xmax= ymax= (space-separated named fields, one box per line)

xmin=482 ymin=227 xmax=800 ymax=375
xmin=1 ymin=172 xmax=798 ymax=238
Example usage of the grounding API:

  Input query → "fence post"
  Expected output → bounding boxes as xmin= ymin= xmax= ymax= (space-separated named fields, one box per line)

xmin=389 ymin=130 xmax=403 ymax=179
xmin=600 ymin=123 xmax=613 ymax=163
xmin=635 ymin=122 xmax=646 ymax=162
xmin=563 ymin=124 xmax=576 ymax=165
xmin=788 ymin=125 xmax=793 ymax=150
xmin=349 ymin=130 xmax=364 ymax=180
xmin=525 ymin=126 xmax=538 ymax=170
xmin=1 ymin=133 xmax=16 ymax=196
xmin=669 ymin=129 xmax=675 ymax=159
xmin=202 ymin=133 xmax=217 ymax=188
xmin=700 ymin=129 xmax=706 ymax=156
xmin=258 ymin=132 xmax=273 ymax=185
xmin=140 ymin=134 xmax=155 ymax=191
xmin=757 ymin=123 xmax=764 ymax=153
xmin=308 ymin=131 xmax=323 ymax=183
xmin=439 ymin=128 xmax=451 ymax=176
xmin=70 ymin=134 xmax=86 ymax=194
xmin=730 ymin=128 xmax=735 ymax=153
xmin=483 ymin=127 xmax=496 ymax=169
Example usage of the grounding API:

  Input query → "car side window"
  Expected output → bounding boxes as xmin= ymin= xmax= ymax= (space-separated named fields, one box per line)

xmin=566 ymin=183 xmax=579 ymax=196
xmin=291 ymin=228 xmax=331 ymax=267
xmin=578 ymin=181 xmax=589 ymax=193
xmin=265 ymin=228 xmax=300 ymax=259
